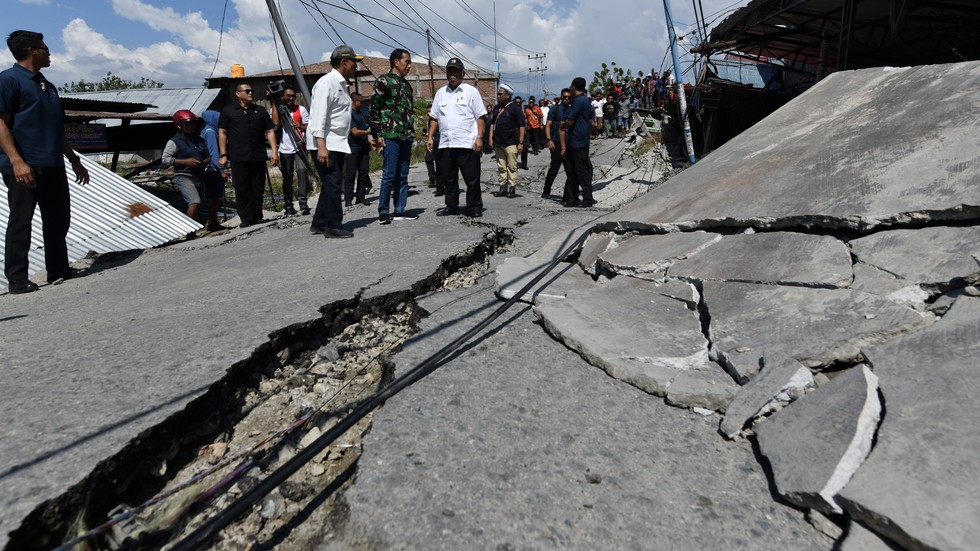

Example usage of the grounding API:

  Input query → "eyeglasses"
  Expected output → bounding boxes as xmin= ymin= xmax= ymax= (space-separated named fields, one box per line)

xmin=240 ymin=89 xmax=254 ymax=94
xmin=561 ymin=96 xmax=571 ymax=100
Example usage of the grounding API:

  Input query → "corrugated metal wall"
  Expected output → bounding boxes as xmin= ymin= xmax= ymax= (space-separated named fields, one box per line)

xmin=0 ymin=154 xmax=201 ymax=287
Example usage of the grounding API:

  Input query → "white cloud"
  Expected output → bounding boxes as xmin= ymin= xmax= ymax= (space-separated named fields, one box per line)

xmin=45 ymin=0 xmax=746 ymax=94
xmin=19 ymin=0 xmax=51 ymax=4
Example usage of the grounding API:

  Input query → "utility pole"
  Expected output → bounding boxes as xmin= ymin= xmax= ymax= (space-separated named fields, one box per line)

xmin=426 ymin=29 xmax=436 ymax=98
xmin=528 ymin=53 xmax=546 ymax=98
xmin=663 ymin=0 xmax=696 ymax=164
xmin=493 ymin=2 xmax=499 ymax=88
xmin=265 ymin=0 xmax=311 ymax=110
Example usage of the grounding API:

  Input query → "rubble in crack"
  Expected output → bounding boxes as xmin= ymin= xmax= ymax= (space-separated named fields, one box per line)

xmin=495 ymin=61 xmax=980 ymax=550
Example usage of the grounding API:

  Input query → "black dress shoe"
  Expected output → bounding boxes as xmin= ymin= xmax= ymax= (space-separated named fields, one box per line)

xmin=310 ymin=225 xmax=327 ymax=235
xmin=284 ymin=206 xmax=298 ymax=216
xmin=49 ymin=267 xmax=90 ymax=284
xmin=540 ymin=192 xmax=551 ymax=199
xmin=324 ymin=227 xmax=354 ymax=238
xmin=8 ymin=279 xmax=39 ymax=294
xmin=300 ymin=208 xmax=311 ymax=215
xmin=436 ymin=207 xmax=460 ymax=216
xmin=434 ymin=190 xmax=445 ymax=197
xmin=464 ymin=209 xmax=483 ymax=218
xmin=507 ymin=188 xmax=516 ymax=198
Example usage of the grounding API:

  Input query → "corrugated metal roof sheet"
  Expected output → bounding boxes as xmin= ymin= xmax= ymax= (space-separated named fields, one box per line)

xmin=709 ymin=60 xmax=781 ymax=89
xmin=61 ymin=88 xmax=221 ymax=126
xmin=0 ymin=154 xmax=201 ymax=287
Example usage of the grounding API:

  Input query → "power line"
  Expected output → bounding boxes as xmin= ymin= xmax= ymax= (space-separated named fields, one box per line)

xmin=277 ymin=0 xmax=310 ymax=68
xmin=207 ymin=0 xmax=230 ymax=80
xmin=342 ymin=0 xmax=418 ymax=55
xmin=302 ymin=0 xmax=406 ymax=52
xmin=413 ymin=0 xmax=530 ymax=59
xmin=454 ymin=0 xmax=537 ymax=55
xmin=299 ymin=0 xmax=345 ymax=44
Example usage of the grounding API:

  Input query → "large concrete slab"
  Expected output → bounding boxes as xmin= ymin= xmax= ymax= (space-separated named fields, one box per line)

xmin=703 ymin=281 xmax=933 ymax=382
xmin=719 ymin=352 xmax=814 ymax=439
xmin=604 ymin=62 xmax=980 ymax=231
xmin=533 ymin=277 xmax=724 ymax=403
xmin=838 ymin=298 xmax=980 ymax=551
xmin=756 ymin=365 xmax=881 ymax=514
xmin=669 ymin=232 xmax=852 ymax=287
xmin=597 ymin=231 xmax=721 ymax=278
xmin=849 ymin=226 xmax=980 ymax=284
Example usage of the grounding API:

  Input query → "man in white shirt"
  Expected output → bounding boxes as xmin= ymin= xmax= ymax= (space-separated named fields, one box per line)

xmin=306 ymin=45 xmax=361 ymax=238
xmin=591 ymin=93 xmax=605 ymax=139
xmin=276 ymin=86 xmax=310 ymax=215
xmin=427 ymin=58 xmax=487 ymax=218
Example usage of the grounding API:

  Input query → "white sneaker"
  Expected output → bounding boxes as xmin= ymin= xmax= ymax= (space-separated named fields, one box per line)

xmin=392 ymin=212 xmax=418 ymax=221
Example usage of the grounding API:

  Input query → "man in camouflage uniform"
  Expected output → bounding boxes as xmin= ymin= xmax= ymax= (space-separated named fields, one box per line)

xmin=369 ymin=48 xmax=417 ymax=224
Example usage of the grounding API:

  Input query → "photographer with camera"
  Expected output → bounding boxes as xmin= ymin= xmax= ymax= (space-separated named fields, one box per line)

xmin=269 ymin=83 xmax=310 ymax=215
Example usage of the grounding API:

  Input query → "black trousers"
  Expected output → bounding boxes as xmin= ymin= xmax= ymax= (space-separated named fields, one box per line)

xmin=565 ymin=146 xmax=594 ymax=205
xmin=2 ymin=165 xmax=71 ymax=283
xmin=279 ymin=151 xmax=311 ymax=209
xmin=438 ymin=148 xmax=482 ymax=211
xmin=230 ymin=160 xmax=267 ymax=225
xmin=311 ymin=151 xmax=345 ymax=230
xmin=343 ymin=147 xmax=371 ymax=203
xmin=543 ymin=143 xmax=563 ymax=195
xmin=520 ymin=128 xmax=541 ymax=166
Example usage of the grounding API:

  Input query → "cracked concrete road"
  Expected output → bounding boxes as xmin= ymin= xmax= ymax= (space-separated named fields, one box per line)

xmin=7 ymin=60 xmax=978 ymax=551
xmin=0 ymin=132 xmax=664 ymax=548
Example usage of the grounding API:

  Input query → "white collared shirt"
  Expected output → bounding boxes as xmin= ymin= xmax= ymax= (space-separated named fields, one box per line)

xmin=306 ymin=68 xmax=352 ymax=154
xmin=428 ymin=82 xmax=487 ymax=149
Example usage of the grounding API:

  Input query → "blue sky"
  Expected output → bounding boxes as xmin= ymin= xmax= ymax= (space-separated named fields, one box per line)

xmin=7 ymin=0 xmax=748 ymax=97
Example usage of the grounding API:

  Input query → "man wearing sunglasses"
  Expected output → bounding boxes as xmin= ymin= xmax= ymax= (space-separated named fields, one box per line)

xmin=218 ymin=82 xmax=278 ymax=228
xmin=1 ymin=30 xmax=90 ymax=294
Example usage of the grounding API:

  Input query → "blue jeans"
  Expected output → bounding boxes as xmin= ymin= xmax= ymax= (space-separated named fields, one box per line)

xmin=379 ymin=138 xmax=412 ymax=215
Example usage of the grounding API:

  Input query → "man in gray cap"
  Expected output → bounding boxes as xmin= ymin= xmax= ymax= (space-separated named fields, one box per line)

xmin=306 ymin=44 xmax=362 ymax=238
xmin=427 ymin=57 xmax=487 ymax=217
xmin=488 ymin=83 xmax=525 ymax=198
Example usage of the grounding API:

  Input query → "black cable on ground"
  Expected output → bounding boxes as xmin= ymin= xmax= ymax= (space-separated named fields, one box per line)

xmin=170 ymin=227 xmax=595 ymax=550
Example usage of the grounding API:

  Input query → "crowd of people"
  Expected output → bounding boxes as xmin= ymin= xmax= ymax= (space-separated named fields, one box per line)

xmin=2 ymin=28 xmax=666 ymax=292
xmin=193 ymin=45 xmax=619 ymax=235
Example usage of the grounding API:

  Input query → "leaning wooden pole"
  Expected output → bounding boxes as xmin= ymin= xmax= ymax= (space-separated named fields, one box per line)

xmin=266 ymin=0 xmax=312 ymax=110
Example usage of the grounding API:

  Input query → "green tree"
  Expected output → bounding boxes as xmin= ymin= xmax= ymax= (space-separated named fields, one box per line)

xmin=60 ymin=71 xmax=165 ymax=93
xmin=590 ymin=61 xmax=640 ymax=95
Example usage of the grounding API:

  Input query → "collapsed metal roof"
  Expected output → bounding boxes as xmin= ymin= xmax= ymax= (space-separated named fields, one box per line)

xmin=0 ymin=155 xmax=201 ymax=287
xmin=702 ymin=0 xmax=980 ymax=72
xmin=61 ymin=88 xmax=221 ymax=126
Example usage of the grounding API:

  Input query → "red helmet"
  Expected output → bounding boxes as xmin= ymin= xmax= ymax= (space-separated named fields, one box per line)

xmin=172 ymin=109 xmax=198 ymax=128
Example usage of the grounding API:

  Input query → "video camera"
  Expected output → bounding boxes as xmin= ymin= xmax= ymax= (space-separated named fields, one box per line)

xmin=267 ymin=79 xmax=287 ymax=99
